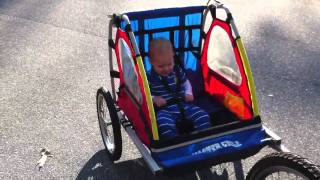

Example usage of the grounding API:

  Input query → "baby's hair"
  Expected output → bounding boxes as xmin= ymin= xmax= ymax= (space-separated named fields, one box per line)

xmin=149 ymin=38 xmax=174 ymax=60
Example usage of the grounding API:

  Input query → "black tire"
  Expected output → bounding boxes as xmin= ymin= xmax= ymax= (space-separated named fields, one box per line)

xmin=246 ymin=152 xmax=320 ymax=180
xmin=96 ymin=87 xmax=122 ymax=161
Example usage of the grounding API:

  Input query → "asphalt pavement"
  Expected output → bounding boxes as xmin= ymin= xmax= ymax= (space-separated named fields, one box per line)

xmin=1 ymin=0 xmax=319 ymax=179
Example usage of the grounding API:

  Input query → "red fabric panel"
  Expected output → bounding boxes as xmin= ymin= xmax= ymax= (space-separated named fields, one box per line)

xmin=117 ymin=90 xmax=150 ymax=145
xmin=114 ymin=29 xmax=152 ymax=146
xmin=200 ymin=19 xmax=253 ymax=120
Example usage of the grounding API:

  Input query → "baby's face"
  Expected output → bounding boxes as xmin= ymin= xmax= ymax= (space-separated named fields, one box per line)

xmin=151 ymin=52 xmax=174 ymax=77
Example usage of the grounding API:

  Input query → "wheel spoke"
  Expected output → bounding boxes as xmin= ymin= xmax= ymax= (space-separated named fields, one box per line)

xmin=286 ymin=172 xmax=292 ymax=180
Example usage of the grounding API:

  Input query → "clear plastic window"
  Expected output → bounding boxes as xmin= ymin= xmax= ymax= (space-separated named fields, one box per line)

xmin=118 ymin=38 xmax=143 ymax=104
xmin=207 ymin=26 xmax=242 ymax=86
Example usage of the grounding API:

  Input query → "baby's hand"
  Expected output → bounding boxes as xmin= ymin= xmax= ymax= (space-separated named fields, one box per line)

xmin=153 ymin=96 xmax=167 ymax=107
xmin=185 ymin=94 xmax=194 ymax=102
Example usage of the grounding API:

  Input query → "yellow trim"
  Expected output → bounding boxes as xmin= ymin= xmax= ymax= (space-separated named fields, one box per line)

xmin=136 ymin=56 xmax=159 ymax=140
xmin=236 ymin=38 xmax=259 ymax=117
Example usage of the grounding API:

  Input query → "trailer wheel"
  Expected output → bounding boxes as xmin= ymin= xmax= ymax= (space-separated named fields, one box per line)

xmin=246 ymin=152 xmax=320 ymax=180
xmin=96 ymin=87 xmax=122 ymax=161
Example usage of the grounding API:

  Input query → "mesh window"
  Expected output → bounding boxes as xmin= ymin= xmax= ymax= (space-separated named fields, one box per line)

xmin=119 ymin=38 xmax=143 ymax=104
xmin=207 ymin=26 xmax=242 ymax=85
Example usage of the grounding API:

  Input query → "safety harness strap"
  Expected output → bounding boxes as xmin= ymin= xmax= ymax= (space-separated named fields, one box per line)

xmin=158 ymin=66 xmax=194 ymax=134
xmin=159 ymin=66 xmax=185 ymax=117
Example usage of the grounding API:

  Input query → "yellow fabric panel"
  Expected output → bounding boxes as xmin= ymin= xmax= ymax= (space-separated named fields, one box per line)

xmin=136 ymin=56 xmax=159 ymax=140
xmin=223 ymin=92 xmax=245 ymax=119
xmin=235 ymin=38 xmax=259 ymax=116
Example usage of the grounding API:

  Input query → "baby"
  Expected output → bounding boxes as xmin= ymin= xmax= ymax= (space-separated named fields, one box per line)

xmin=147 ymin=38 xmax=211 ymax=139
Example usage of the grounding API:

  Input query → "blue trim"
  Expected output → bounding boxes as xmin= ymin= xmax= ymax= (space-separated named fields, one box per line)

xmin=178 ymin=13 xmax=185 ymax=60
xmin=124 ymin=6 xmax=206 ymax=20
xmin=139 ymin=19 xmax=144 ymax=57
xmin=152 ymin=127 xmax=269 ymax=168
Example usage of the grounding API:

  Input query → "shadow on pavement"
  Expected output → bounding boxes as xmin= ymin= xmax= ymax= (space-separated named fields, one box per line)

xmin=76 ymin=150 xmax=245 ymax=180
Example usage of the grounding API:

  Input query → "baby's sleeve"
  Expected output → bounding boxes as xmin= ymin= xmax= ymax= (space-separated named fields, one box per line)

xmin=176 ymin=66 xmax=193 ymax=95
xmin=182 ymin=79 xmax=193 ymax=95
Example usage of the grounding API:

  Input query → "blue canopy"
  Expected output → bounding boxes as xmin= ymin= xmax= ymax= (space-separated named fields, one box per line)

xmin=121 ymin=6 xmax=206 ymax=72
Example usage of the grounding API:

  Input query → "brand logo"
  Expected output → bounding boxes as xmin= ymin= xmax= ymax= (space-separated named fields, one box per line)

xmin=192 ymin=140 xmax=242 ymax=155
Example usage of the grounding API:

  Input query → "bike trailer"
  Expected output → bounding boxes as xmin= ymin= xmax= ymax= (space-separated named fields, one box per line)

xmin=95 ymin=1 xmax=320 ymax=179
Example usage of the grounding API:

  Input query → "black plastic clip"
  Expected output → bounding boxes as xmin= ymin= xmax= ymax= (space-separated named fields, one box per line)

xmin=226 ymin=13 xmax=233 ymax=24
xmin=209 ymin=4 xmax=216 ymax=19
xmin=108 ymin=39 xmax=115 ymax=49
xmin=110 ymin=70 xmax=120 ymax=78
xmin=113 ymin=14 xmax=121 ymax=28
xmin=201 ymin=30 xmax=207 ymax=39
